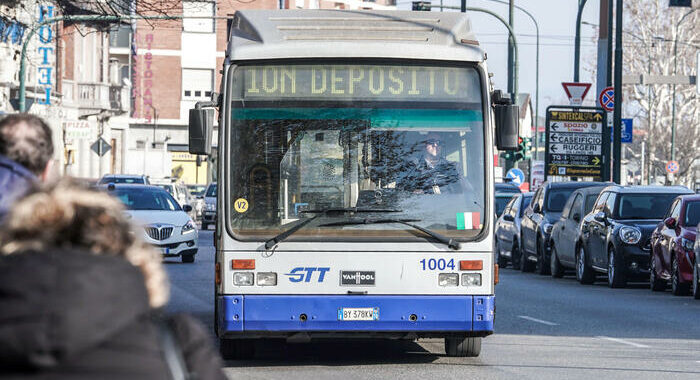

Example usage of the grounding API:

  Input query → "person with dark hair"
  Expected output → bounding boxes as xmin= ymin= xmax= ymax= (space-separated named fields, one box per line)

xmin=0 ymin=180 xmax=227 ymax=380
xmin=0 ymin=113 xmax=54 ymax=219
xmin=400 ymin=133 xmax=461 ymax=194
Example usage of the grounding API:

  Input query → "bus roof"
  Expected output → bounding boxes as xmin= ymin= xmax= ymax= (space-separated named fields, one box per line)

xmin=227 ymin=10 xmax=484 ymax=63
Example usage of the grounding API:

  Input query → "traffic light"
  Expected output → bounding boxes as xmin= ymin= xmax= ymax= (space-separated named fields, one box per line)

xmin=513 ymin=136 xmax=531 ymax=161
xmin=412 ymin=1 xmax=431 ymax=11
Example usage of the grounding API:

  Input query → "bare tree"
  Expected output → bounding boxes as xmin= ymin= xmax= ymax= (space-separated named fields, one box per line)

xmin=623 ymin=0 xmax=699 ymax=186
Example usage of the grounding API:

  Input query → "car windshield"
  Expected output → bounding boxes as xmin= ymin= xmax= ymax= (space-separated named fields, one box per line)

xmin=546 ymin=189 xmax=573 ymax=212
xmin=228 ymin=63 xmax=485 ymax=240
xmin=206 ymin=184 xmax=217 ymax=197
xmin=158 ymin=184 xmax=174 ymax=194
xmin=495 ymin=195 xmax=513 ymax=216
xmin=685 ymin=201 xmax=700 ymax=226
xmin=111 ymin=188 xmax=182 ymax=211
xmin=585 ymin=194 xmax=599 ymax=213
xmin=188 ymin=185 xmax=206 ymax=197
xmin=100 ymin=177 xmax=144 ymax=184
xmin=617 ymin=193 xmax=682 ymax=219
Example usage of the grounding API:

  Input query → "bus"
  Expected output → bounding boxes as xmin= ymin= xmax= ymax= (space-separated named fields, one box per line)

xmin=188 ymin=9 xmax=519 ymax=358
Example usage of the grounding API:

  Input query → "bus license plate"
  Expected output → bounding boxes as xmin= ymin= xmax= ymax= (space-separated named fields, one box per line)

xmin=338 ymin=307 xmax=379 ymax=321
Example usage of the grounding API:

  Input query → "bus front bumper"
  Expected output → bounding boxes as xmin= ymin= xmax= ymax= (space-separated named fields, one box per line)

xmin=217 ymin=295 xmax=494 ymax=338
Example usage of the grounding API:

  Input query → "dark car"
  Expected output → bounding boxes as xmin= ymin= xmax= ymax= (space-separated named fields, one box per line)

xmin=694 ymin=231 xmax=700 ymax=299
xmin=495 ymin=182 xmax=522 ymax=217
xmin=578 ymin=185 xmax=693 ymax=288
xmin=549 ymin=185 xmax=607 ymax=278
xmin=650 ymin=194 xmax=700 ymax=295
xmin=521 ymin=181 xmax=608 ymax=275
xmin=494 ymin=192 xmax=533 ymax=269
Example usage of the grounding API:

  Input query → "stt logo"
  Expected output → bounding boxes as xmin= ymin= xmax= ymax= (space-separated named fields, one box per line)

xmin=285 ymin=267 xmax=330 ymax=283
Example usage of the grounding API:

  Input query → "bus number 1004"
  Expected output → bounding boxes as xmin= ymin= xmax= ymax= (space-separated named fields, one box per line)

xmin=420 ymin=258 xmax=455 ymax=271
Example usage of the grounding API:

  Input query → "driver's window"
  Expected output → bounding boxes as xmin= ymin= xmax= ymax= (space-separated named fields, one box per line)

xmin=669 ymin=200 xmax=681 ymax=219
xmin=509 ymin=197 xmax=520 ymax=217
xmin=561 ymin=194 xmax=576 ymax=219
xmin=569 ymin=194 xmax=583 ymax=220
xmin=593 ymin=192 xmax=609 ymax=212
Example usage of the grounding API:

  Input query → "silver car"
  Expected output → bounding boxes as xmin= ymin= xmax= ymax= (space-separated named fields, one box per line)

xmin=105 ymin=184 xmax=199 ymax=263
xmin=202 ymin=182 xmax=217 ymax=230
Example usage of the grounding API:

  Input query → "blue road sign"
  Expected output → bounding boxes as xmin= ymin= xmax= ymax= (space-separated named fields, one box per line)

xmin=506 ymin=168 xmax=525 ymax=185
xmin=610 ymin=118 xmax=633 ymax=143
xmin=666 ymin=161 xmax=679 ymax=174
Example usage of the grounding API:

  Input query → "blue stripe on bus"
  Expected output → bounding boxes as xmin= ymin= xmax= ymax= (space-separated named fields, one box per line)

xmin=217 ymin=295 xmax=494 ymax=334
xmin=232 ymin=108 xmax=483 ymax=128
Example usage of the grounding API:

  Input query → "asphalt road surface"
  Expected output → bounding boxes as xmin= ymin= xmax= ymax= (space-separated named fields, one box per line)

xmin=165 ymin=229 xmax=700 ymax=379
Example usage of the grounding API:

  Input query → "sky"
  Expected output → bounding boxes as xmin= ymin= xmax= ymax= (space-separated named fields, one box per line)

xmin=397 ymin=0 xmax=604 ymax=119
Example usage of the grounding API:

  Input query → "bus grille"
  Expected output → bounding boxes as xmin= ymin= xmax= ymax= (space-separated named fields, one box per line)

xmin=145 ymin=226 xmax=173 ymax=241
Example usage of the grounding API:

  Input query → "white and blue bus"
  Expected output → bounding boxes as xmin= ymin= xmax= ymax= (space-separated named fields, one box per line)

xmin=188 ymin=10 xmax=519 ymax=358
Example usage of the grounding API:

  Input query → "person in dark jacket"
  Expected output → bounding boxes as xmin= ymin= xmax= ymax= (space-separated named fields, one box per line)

xmin=0 ymin=181 xmax=227 ymax=380
xmin=400 ymin=133 xmax=461 ymax=194
xmin=0 ymin=113 xmax=54 ymax=220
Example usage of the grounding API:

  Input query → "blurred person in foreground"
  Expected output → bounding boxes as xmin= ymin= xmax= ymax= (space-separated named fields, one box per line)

xmin=0 ymin=113 xmax=54 ymax=220
xmin=0 ymin=180 xmax=227 ymax=380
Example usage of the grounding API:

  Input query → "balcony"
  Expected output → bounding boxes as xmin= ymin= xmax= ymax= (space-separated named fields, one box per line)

xmin=63 ymin=80 xmax=130 ymax=114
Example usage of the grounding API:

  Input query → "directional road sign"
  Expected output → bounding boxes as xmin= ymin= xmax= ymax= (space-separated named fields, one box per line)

xmin=545 ymin=107 xmax=608 ymax=180
xmin=666 ymin=160 xmax=679 ymax=174
xmin=506 ymin=168 xmax=525 ymax=185
xmin=599 ymin=87 xmax=615 ymax=111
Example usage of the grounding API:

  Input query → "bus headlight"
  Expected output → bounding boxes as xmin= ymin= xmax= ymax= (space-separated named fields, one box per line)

xmin=438 ymin=273 xmax=459 ymax=287
xmin=461 ymin=273 xmax=482 ymax=287
xmin=257 ymin=272 xmax=277 ymax=286
xmin=619 ymin=226 xmax=641 ymax=245
xmin=233 ymin=272 xmax=254 ymax=286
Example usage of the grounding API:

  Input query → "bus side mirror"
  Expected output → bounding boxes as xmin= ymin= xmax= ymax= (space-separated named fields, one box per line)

xmin=189 ymin=108 xmax=214 ymax=155
xmin=493 ymin=90 xmax=519 ymax=151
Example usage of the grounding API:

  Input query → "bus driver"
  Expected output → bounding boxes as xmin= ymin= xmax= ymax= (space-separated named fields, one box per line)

xmin=401 ymin=133 xmax=461 ymax=195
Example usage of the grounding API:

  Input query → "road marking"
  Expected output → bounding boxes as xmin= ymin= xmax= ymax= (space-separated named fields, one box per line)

xmin=597 ymin=336 xmax=650 ymax=348
xmin=517 ymin=315 xmax=559 ymax=326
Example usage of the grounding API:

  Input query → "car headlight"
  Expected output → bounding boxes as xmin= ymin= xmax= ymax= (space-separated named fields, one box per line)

xmin=681 ymin=238 xmax=695 ymax=251
xmin=181 ymin=220 xmax=196 ymax=234
xmin=619 ymin=226 xmax=641 ymax=245
xmin=544 ymin=223 xmax=553 ymax=234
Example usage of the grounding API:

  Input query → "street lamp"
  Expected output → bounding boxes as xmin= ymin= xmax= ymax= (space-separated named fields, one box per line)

xmin=479 ymin=0 xmax=540 ymax=160
xmin=574 ymin=0 xmax=590 ymax=82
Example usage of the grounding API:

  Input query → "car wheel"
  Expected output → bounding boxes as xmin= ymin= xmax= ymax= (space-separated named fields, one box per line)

xmin=536 ymin=236 xmax=551 ymax=276
xmin=496 ymin=239 xmax=509 ymax=268
xmin=576 ymin=245 xmax=595 ymax=284
xmin=671 ymin=255 xmax=690 ymax=296
xmin=445 ymin=336 xmax=481 ymax=357
xmin=550 ymin=242 xmax=565 ymax=278
xmin=607 ymin=246 xmax=627 ymax=288
xmin=181 ymin=253 xmax=195 ymax=263
xmin=693 ymin=261 xmax=700 ymax=300
xmin=219 ymin=338 xmax=254 ymax=360
xmin=650 ymin=254 xmax=666 ymax=292
xmin=511 ymin=241 xmax=522 ymax=271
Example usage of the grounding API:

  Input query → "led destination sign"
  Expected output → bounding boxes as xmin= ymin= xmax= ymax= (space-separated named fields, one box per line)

xmin=236 ymin=65 xmax=480 ymax=102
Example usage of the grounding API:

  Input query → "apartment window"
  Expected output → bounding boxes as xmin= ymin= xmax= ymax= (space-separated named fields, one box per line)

xmin=183 ymin=69 xmax=214 ymax=100
xmin=183 ymin=1 xmax=215 ymax=33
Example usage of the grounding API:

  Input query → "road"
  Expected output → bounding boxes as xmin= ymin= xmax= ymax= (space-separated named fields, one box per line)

xmin=166 ymin=230 xmax=700 ymax=379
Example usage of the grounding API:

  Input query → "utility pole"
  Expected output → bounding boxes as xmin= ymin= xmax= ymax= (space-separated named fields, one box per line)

xmin=670 ymin=9 xmax=696 ymax=165
xmin=595 ymin=0 xmax=610 ymax=104
xmin=461 ymin=0 xmax=466 ymax=13
xmin=573 ymin=0 xmax=589 ymax=82
xmin=612 ymin=0 xmax=622 ymax=183
xmin=507 ymin=0 xmax=514 ymax=94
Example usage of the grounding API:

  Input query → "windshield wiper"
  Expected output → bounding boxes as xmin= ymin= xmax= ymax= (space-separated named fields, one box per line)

xmin=317 ymin=218 xmax=461 ymax=250
xmin=263 ymin=207 xmax=402 ymax=250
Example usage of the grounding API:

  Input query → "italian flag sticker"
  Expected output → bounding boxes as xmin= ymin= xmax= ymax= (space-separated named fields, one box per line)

xmin=456 ymin=212 xmax=481 ymax=230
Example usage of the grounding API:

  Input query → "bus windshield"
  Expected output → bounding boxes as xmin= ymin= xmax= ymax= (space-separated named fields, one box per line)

xmin=228 ymin=63 xmax=486 ymax=241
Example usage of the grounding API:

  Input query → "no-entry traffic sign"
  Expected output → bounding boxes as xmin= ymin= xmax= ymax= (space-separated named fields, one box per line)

xmin=599 ymin=87 xmax=615 ymax=111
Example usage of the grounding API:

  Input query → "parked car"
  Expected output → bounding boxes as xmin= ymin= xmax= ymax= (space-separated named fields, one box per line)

xmin=494 ymin=192 xmax=533 ymax=269
xmin=650 ymin=194 xmax=700 ymax=295
xmin=98 ymin=174 xmax=150 ymax=185
xmin=103 ymin=184 xmax=199 ymax=263
xmin=578 ymin=185 xmax=693 ymax=288
xmin=549 ymin=185 xmax=607 ymax=278
xmin=495 ymin=182 xmax=522 ymax=218
xmin=694 ymin=230 xmax=700 ymax=299
xmin=186 ymin=184 xmax=207 ymax=221
xmin=521 ymin=181 xmax=608 ymax=275
xmin=202 ymin=182 xmax=217 ymax=230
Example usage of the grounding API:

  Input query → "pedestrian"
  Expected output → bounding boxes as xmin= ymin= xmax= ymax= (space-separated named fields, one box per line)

xmin=0 ymin=180 xmax=227 ymax=380
xmin=0 ymin=113 xmax=54 ymax=220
